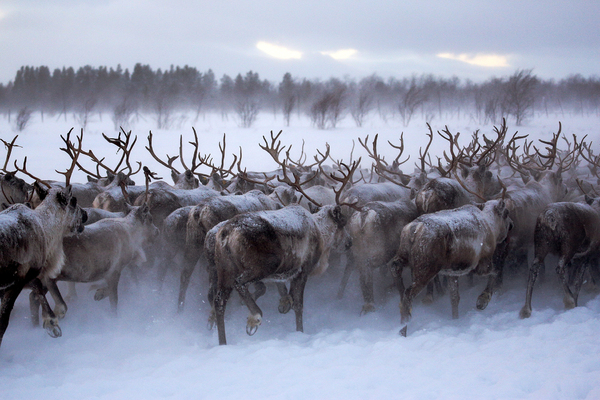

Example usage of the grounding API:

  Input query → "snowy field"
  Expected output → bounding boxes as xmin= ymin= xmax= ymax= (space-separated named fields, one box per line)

xmin=1 ymin=110 xmax=600 ymax=399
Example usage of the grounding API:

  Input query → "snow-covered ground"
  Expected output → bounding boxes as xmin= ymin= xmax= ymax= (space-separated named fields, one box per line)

xmin=1 ymin=110 xmax=599 ymax=400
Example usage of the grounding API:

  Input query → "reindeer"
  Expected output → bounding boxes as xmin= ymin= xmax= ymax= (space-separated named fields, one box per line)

xmin=342 ymin=199 xmax=419 ymax=314
xmin=0 ymin=139 xmax=87 ymax=347
xmin=483 ymin=125 xmax=572 ymax=307
xmin=171 ymin=190 xmax=282 ymax=311
xmin=211 ymin=202 xmax=351 ymax=345
xmin=519 ymin=194 xmax=600 ymax=319
xmin=30 ymin=204 xmax=159 ymax=321
xmin=391 ymin=199 xmax=512 ymax=336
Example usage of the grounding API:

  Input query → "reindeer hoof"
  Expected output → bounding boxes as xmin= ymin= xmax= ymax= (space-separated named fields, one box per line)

xmin=278 ymin=295 xmax=293 ymax=314
xmin=207 ymin=311 xmax=216 ymax=330
xmin=246 ymin=314 xmax=262 ymax=336
xmin=563 ymin=297 xmax=576 ymax=310
xmin=94 ymin=287 xmax=108 ymax=301
xmin=43 ymin=320 xmax=62 ymax=338
xmin=519 ymin=307 xmax=532 ymax=319
xmin=399 ymin=325 xmax=408 ymax=337
xmin=360 ymin=303 xmax=375 ymax=315
xmin=476 ymin=293 xmax=491 ymax=311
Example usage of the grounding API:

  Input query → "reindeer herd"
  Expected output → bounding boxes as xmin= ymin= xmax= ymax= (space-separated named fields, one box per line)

xmin=1 ymin=119 xmax=599 ymax=347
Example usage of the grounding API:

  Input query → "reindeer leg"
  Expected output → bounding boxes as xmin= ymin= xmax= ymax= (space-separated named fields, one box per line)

xmin=422 ymin=281 xmax=435 ymax=305
xmin=359 ymin=263 xmax=376 ymax=315
xmin=177 ymin=254 xmax=198 ymax=313
xmin=214 ymin=287 xmax=233 ymax=345
xmin=235 ymin=283 xmax=263 ymax=336
xmin=277 ymin=283 xmax=292 ymax=314
xmin=557 ymin=257 xmax=576 ymax=310
xmin=520 ymin=256 xmax=543 ymax=319
xmin=64 ymin=282 xmax=78 ymax=302
xmin=572 ymin=259 xmax=588 ymax=308
xmin=289 ymin=272 xmax=310 ymax=333
xmin=492 ymin=238 xmax=509 ymax=291
xmin=400 ymin=273 xmax=434 ymax=330
xmin=448 ymin=276 xmax=460 ymax=319
xmin=29 ymin=289 xmax=41 ymax=327
xmin=251 ymin=281 xmax=266 ymax=301
xmin=107 ymin=270 xmax=122 ymax=314
xmin=476 ymin=273 xmax=496 ymax=311
xmin=29 ymin=279 xmax=62 ymax=338
xmin=337 ymin=253 xmax=355 ymax=299
xmin=46 ymin=279 xmax=67 ymax=319
xmin=1 ymin=269 xmax=34 ymax=347
xmin=207 ymin=261 xmax=218 ymax=330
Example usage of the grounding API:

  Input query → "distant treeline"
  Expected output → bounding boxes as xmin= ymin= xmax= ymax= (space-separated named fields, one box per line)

xmin=0 ymin=64 xmax=599 ymax=131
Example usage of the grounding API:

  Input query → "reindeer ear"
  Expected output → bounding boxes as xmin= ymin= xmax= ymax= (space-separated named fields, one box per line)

xmin=56 ymin=190 xmax=69 ymax=208
xmin=69 ymin=196 xmax=78 ymax=208
xmin=475 ymin=202 xmax=485 ymax=211
xmin=585 ymin=194 xmax=594 ymax=205
xmin=34 ymin=181 xmax=48 ymax=201
xmin=400 ymin=173 xmax=411 ymax=186
xmin=329 ymin=205 xmax=347 ymax=227
xmin=171 ymin=170 xmax=179 ymax=184
xmin=308 ymin=203 xmax=320 ymax=214
xmin=461 ymin=165 xmax=470 ymax=178
xmin=87 ymin=175 xmax=98 ymax=183
xmin=410 ymin=187 xmax=417 ymax=200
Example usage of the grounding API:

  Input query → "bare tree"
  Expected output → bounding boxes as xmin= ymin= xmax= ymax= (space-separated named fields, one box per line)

xmin=279 ymin=73 xmax=296 ymax=127
xmin=111 ymin=97 xmax=137 ymax=131
xmin=350 ymin=83 xmax=374 ymax=127
xmin=504 ymin=69 xmax=538 ymax=125
xmin=397 ymin=79 xmax=427 ymax=127
xmin=309 ymin=79 xmax=347 ymax=129
xmin=235 ymin=100 xmax=260 ymax=128
xmin=15 ymin=107 xmax=32 ymax=131
xmin=75 ymin=98 xmax=97 ymax=130
xmin=233 ymin=71 xmax=265 ymax=128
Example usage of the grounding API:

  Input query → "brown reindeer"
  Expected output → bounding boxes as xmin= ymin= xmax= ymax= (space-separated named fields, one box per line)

xmin=519 ymin=196 xmax=600 ymax=319
xmin=169 ymin=190 xmax=282 ymax=312
xmin=391 ymin=199 xmax=512 ymax=336
xmin=211 ymin=203 xmax=351 ymax=345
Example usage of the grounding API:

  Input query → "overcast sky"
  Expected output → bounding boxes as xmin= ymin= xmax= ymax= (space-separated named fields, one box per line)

xmin=0 ymin=0 xmax=598 ymax=85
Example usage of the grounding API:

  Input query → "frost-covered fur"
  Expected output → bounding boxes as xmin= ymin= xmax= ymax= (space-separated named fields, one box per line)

xmin=269 ymin=185 xmax=336 ymax=210
xmin=391 ymin=200 xmax=512 ymax=333
xmin=340 ymin=182 xmax=411 ymax=211
xmin=33 ymin=204 xmax=159 ymax=321
xmin=0 ymin=185 xmax=86 ymax=347
xmin=415 ymin=177 xmax=473 ymax=215
xmin=211 ymin=204 xmax=349 ymax=345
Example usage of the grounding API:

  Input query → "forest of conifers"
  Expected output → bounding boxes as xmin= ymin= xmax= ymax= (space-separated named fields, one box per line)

xmin=1 ymin=64 xmax=599 ymax=130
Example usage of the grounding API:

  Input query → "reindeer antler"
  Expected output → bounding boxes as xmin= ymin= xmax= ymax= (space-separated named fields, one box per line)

xmin=1 ymin=135 xmax=21 ymax=173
